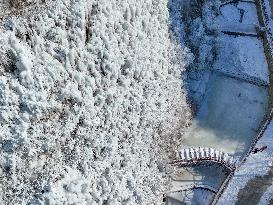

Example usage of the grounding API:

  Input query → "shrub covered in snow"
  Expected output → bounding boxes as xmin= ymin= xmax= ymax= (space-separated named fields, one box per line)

xmin=176 ymin=0 xmax=220 ymax=71
xmin=0 ymin=0 xmax=192 ymax=204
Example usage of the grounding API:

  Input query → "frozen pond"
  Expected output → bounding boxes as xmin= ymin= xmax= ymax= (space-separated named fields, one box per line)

xmin=183 ymin=73 xmax=268 ymax=159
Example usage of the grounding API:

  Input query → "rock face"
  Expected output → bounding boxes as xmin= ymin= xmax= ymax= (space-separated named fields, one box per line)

xmin=0 ymin=0 xmax=192 ymax=204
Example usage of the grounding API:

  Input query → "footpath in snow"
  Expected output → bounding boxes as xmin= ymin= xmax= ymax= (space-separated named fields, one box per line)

xmin=218 ymin=112 xmax=273 ymax=204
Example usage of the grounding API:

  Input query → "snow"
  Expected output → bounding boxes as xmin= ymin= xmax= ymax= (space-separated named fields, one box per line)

xmin=218 ymin=118 xmax=273 ymax=204
xmin=171 ymin=0 xmax=271 ymax=203
xmin=0 ymin=0 xmax=192 ymax=204
xmin=216 ymin=0 xmax=273 ymax=203
xmin=258 ymin=184 xmax=273 ymax=205
xmin=183 ymin=73 xmax=268 ymax=157
xmin=214 ymin=35 xmax=269 ymax=83
xmin=218 ymin=2 xmax=259 ymax=26
xmin=167 ymin=188 xmax=215 ymax=205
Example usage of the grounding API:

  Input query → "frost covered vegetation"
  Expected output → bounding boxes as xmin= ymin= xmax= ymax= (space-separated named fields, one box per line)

xmin=0 ymin=0 xmax=192 ymax=204
xmin=170 ymin=0 xmax=220 ymax=71
xmin=0 ymin=0 xmax=45 ymax=18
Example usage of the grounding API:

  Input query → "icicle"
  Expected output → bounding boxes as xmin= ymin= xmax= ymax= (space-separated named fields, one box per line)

xmin=215 ymin=150 xmax=220 ymax=160
xmin=200 ymin=147 xmax=205 ymax=158
xmin=221 ymin=152 xmax=225 ymax=161
xmin=228 ymin=157 xmax=233 ymax=164
xmin=223 ymin=153 xmax=229 ymax=162
xmin=205 ymin=148 xmax=210 ymax=158
xmin=218 ymin=152 xmax=222 ymax=161
xmin=193 ymin=148 xmax=197 ymax=159
xmin=195 ymin=147 xmax=200 ymax=159
xmin=180 ymin=149 xmax=185 ymax=160
xmin=190 ymin=148 xmax=195 ymax=159
xmin=210 ymin=148 xmax=215 ymax=158
xmin=185 ymin=148 xmax=190 ymax=160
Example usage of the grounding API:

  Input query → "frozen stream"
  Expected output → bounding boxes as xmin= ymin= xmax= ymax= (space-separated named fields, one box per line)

xmin=167 ymin=0 xmax=270 ymax=204
xmin=183 ymin=2 xmax=269 ymax=160
xmin=184 ymin=72 xmax=268 ymax=159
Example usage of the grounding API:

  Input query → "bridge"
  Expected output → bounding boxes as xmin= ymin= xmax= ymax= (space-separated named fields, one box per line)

xmin=171 ymin=147 xmax=236 ymax=171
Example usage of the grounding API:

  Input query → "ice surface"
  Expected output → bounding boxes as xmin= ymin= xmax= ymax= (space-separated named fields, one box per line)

xmin=214 ymin=35 xmax=269 ymax=83
xmin=183 ymin=74 xmax=268 ymax=158
xmin=218 ymin=2 xmax=259 ymax=26
xmin=167 ymin=189 xmax=215 ymax=205
xmin=217 ymin=2 xmax=259 ymax=34
xmin=167 ymin=164 xmax=228 ymax=204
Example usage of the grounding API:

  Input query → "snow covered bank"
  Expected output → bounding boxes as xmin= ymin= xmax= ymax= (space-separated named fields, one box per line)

xmin=218 ymin=113 xmax=273 ymax=204
xmin=0 ymin=0 xmax=192 ymax=204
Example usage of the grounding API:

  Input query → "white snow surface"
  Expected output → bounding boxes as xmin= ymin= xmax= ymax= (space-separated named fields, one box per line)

xmin=214 ymin=34 xmax=269 ymax=83
xmin=218 ymin=2 xmax=259 ymax=26
xmin=0 ymin=0 xmax=192 ymax=204
xmin=218 ymin=118 xmax=273 ymax=204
